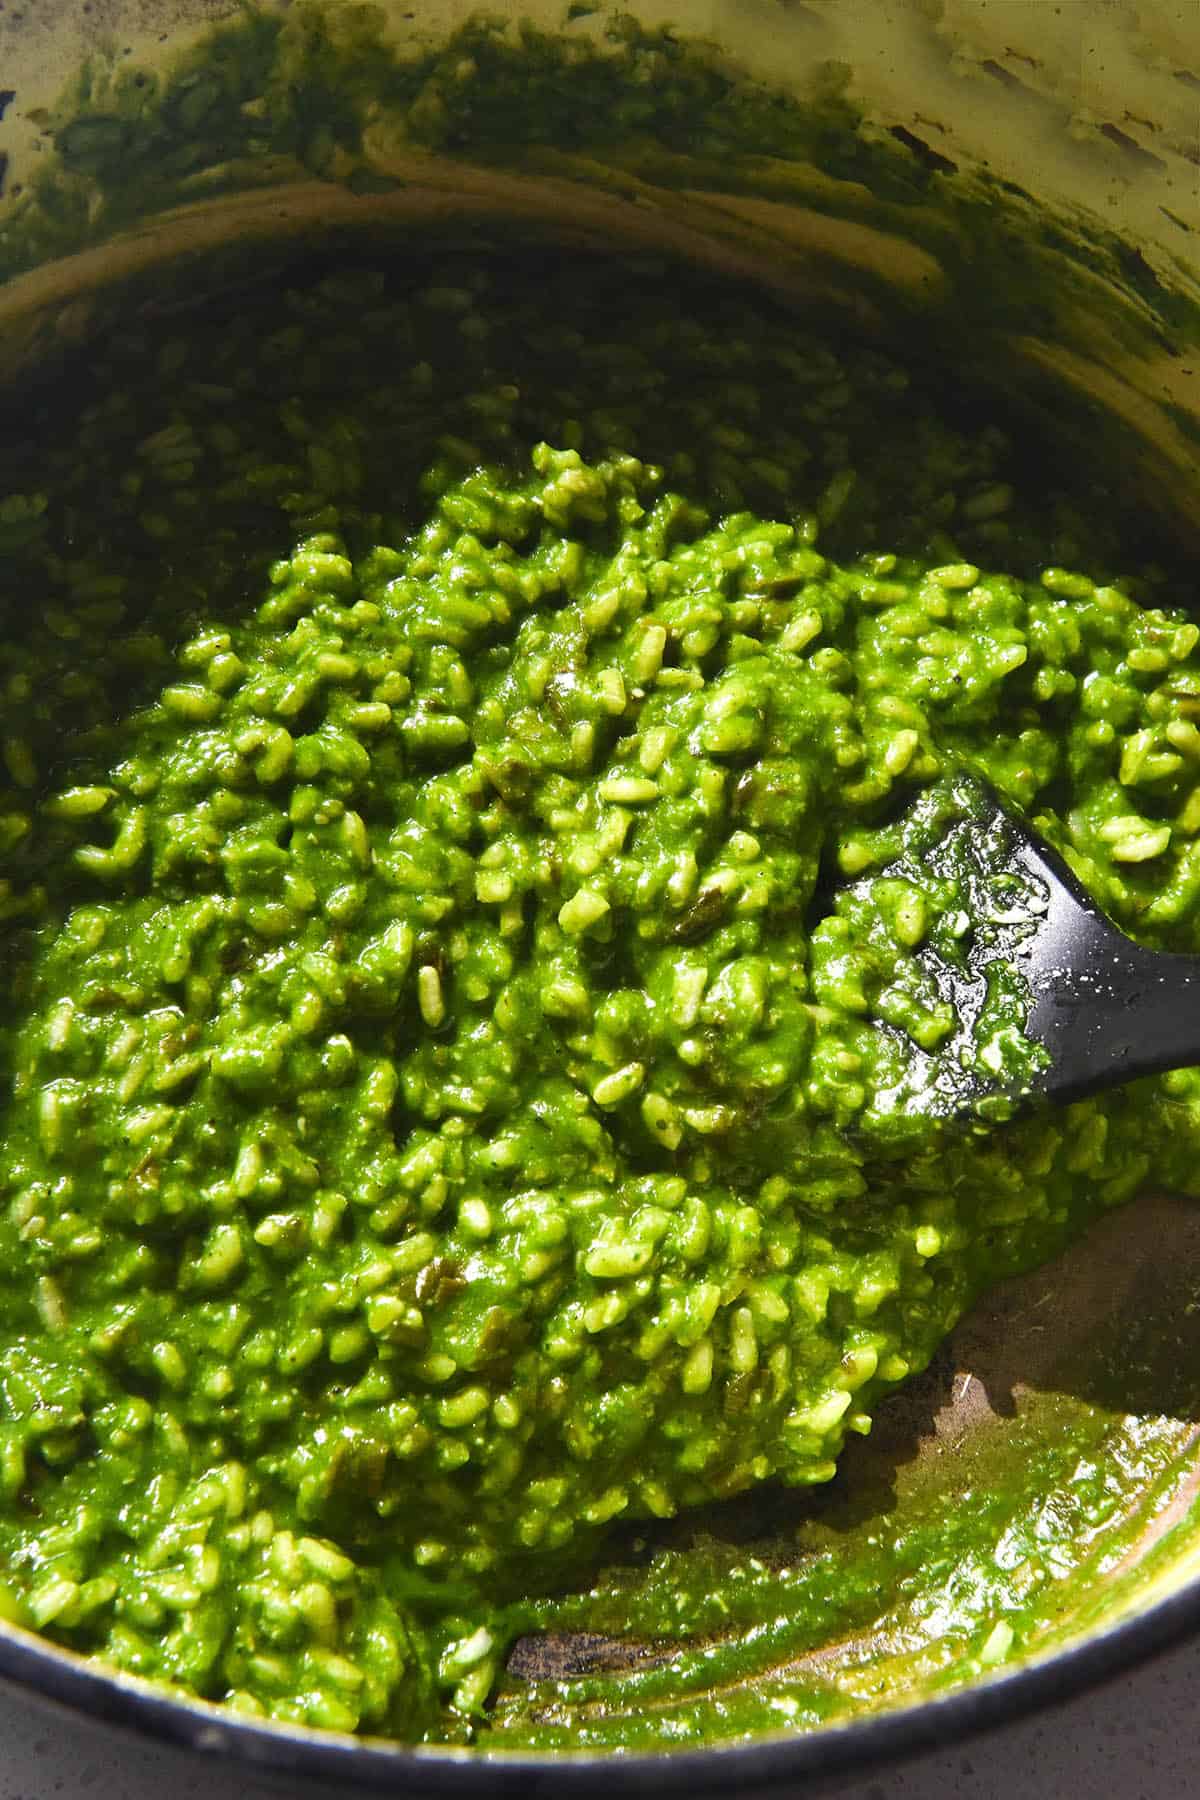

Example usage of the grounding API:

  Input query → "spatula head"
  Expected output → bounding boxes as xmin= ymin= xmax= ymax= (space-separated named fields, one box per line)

xmin=830 ymin=776 xmax=1055 ymax=1127
xmin=834 ymin=775 xmax=1195 ymax=1125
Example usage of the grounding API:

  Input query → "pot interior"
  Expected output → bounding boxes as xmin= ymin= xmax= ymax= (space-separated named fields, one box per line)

xmin=0 ymin=0 xmax=1198 ymax=1770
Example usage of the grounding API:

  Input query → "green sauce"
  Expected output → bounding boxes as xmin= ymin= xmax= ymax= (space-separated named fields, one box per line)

xmin=0 ymin=254 xmax=1198 ymax=1741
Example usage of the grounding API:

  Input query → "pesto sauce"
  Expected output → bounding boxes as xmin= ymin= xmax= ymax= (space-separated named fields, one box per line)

xmin=0 ymin=256 xmax=1198 ymax=1742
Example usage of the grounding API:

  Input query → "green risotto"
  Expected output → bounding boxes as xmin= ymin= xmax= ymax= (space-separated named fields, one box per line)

xmin=0 ymin=255 xmax=1198 ymax=1738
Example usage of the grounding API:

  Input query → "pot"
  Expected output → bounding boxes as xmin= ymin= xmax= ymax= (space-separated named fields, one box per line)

xmin=0 ymin=2 xmax=1198 ymax=1790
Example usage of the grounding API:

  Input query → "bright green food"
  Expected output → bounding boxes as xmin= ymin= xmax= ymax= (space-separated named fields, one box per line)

xmin=1 ymin=256 xmax=1199 ymax=1740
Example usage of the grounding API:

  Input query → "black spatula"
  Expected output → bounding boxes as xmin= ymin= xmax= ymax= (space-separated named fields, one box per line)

xmin=849 ymin=777 xmax=1200 ymax=1121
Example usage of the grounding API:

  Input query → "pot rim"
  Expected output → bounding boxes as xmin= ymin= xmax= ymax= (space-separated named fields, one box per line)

xmin=0 ymin=1557 xmax=1197 ymax=1795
